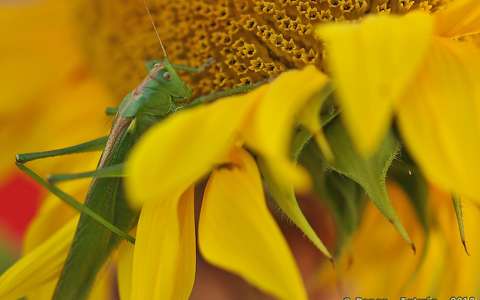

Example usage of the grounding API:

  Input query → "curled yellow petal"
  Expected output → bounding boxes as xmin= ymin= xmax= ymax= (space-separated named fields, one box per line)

xmin=199 ymin=148 xmax=307 ymax=300
xmin=316 ymin=12 xmax=434 ymax=155
xmin=0 ymin=218 xmax=78 ymax=300
xmin=244 ymin=66 xmax=328 ymax=190
xmin=397 ymin=38 xmax=480 ymax=200
xmin=298 ymin=85 xmax=334 ymax=161
xmin=126 ymin=92 xmax=259 ymax=208
xmin=131 ymin=187 xmax=196 ymax=300
xmin=435 ymin=0 xmax=480 ymax=38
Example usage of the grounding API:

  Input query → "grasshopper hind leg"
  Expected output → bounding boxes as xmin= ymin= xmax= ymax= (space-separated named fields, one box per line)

xmin=47 ymin=163 xmax=125 ymax=184
xmin=16 ymin=136 xmax=108 ymax=164
xmin=16 ymin=163 xmax=135 ymax=244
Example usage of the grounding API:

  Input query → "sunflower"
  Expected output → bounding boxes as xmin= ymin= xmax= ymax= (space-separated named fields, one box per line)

xmin=1 ymin=0 xmax=480 ymax=299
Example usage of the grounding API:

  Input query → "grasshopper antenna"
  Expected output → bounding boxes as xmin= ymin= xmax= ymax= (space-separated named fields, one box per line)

xmin=143 ymin=0 xmax=168 ymax=58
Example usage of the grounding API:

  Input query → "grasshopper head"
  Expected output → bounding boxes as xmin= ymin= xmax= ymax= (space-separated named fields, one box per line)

xmin=148 ymin=59 xmax=192 ymax=101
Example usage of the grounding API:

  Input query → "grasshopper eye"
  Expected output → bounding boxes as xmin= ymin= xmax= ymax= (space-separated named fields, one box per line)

xmin=163 ymin=72 xmax=172 ymax=81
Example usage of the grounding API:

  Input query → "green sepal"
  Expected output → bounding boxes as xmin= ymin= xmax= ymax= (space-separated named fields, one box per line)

xmin=323 ymin=119 xmax=415 ymax=251
xmin=299 ymin=140 xmax=365 ymax=255
xmin=389 ymin=158 xmax=431 ymax=290
xmin=255 ymin=91 xmax=340 ymax=259
xmin=452 ymin=195 xmax=469 ymax=255
xmin=258 ymin=158 xmax=332 ymax=259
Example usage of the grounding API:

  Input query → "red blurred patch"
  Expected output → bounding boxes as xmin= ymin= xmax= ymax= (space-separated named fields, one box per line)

xmin=0 ymin=171 xmax=42 ymax=242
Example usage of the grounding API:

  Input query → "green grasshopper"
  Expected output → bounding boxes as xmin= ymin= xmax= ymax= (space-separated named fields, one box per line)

xmin=15 ymin=1 xmax=260 ymax=299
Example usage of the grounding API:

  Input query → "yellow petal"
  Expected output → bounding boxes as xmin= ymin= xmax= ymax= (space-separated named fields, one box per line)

xmin=199 ymin=148 xmax=307 ymax=300
xmin=24 ymin=264 xmax=113 ymax=300
xmin=117 ymin=242 xmax=134 ymax=300
xmin=0 ymin=218 xmax=78 ymax=300
xmin=397 ymin=38 xmax=480 ymax=200
xmin=131 ymin=187 xmax=196 ymax=300
xmin=463 ymin=32 xmax=480 ymax=47
xmin=435 ymin=0 xmax=480 ymax=38
xmin=244 ymin=66 xmax=328 ymax=190
xmin=126 ymin=92 xmax=260 ymax=208
xmin=316 ymin=12 xmax=434 ymax=155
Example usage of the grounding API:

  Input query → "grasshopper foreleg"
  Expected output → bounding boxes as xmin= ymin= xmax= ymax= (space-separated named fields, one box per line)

xmin=172 ymin=57 xmax=215 ymax=74
xmin=181 ymin=80 xmax=268 ymax=110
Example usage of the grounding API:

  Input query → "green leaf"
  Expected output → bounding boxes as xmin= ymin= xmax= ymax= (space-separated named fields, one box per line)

xmin=258 ymin=158 xmax=332 ymax=259
xmin=324 ymin=119 xmax=415 ymax=251
xmin=300 ymin=140 xmax=365 ymax=255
